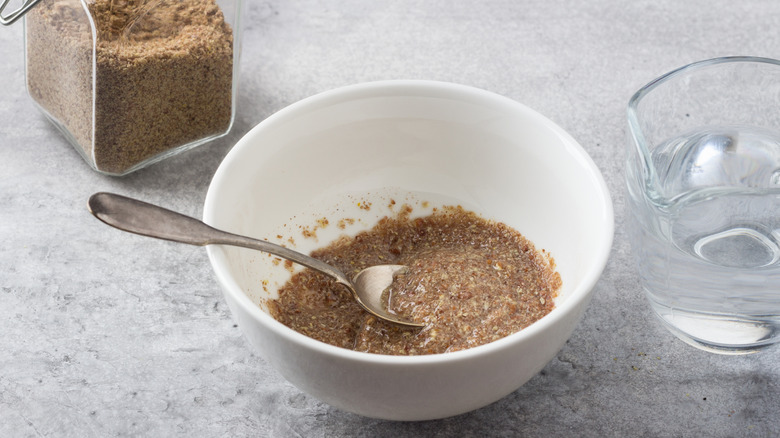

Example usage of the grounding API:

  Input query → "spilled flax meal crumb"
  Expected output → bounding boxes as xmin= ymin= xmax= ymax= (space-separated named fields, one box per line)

xmin=268 ymin=205 xmax=562 ymax=356
xmin=26 ymin=0 xmax=234 ymax=174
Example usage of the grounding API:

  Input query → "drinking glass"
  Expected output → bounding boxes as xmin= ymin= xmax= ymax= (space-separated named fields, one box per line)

xmin=626 ymin=56 xmax=780 ymax=354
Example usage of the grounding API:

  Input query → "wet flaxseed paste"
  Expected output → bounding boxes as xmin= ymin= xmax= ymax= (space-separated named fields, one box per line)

xmin=268 ymin=205 xmax=561 ymax=356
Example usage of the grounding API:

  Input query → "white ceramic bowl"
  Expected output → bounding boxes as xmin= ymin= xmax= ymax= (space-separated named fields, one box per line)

xmin=204 ymin=80 xmax=613 ymax=421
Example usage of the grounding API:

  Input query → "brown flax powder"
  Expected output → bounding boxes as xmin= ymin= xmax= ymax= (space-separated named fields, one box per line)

xmin=26 ymin=0 xmax=234 ymax=174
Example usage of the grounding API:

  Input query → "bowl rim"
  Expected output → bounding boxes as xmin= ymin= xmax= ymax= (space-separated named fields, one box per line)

xmin=204 ymin=79 xmax=614 ymax=365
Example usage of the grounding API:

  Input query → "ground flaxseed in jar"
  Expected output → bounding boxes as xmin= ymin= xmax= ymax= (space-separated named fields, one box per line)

xmin=25 ymin=0 xmax=234 ymax=175
xmin=268 ymin=205 xmax=562 ymax=356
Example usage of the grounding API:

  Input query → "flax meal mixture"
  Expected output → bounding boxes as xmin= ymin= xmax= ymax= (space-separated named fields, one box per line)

xmin=268 ymin=205 xmax=561 ymax=356
xmin=26 ymin=0 xmax=233 ymax=174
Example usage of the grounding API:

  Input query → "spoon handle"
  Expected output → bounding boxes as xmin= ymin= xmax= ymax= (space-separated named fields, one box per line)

xmin=87 ymin=192 xmax=352 ymax=286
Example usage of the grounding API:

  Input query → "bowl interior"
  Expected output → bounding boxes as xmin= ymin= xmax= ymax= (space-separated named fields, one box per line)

xmin=205 ymin=81 xmax=612 ymax=349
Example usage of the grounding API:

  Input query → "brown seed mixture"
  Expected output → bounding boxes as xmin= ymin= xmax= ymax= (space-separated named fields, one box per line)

xmin=26 ymin=0 xmax=233 ymax=175
xmin=268 ymin=205 xmax=561 ymax=356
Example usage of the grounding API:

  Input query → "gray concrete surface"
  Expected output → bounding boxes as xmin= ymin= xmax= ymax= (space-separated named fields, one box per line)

xmin=1 ymin=1 xmax=778 ymax=436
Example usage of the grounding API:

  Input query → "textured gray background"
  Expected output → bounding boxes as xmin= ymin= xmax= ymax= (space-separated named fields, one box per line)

xmin=2 ymin=1 xmax=779 ymax=436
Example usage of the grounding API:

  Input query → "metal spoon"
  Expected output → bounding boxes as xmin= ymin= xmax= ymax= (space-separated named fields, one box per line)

xmin=87 ymin=192 xmax=423 ymax=328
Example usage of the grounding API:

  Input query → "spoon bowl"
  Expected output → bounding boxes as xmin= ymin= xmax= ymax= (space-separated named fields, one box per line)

xmin=87 ymin=192 xmax=423 ymax=328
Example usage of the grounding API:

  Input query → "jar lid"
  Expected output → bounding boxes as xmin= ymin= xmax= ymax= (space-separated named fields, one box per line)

xmin=1 ymin=0 xmax=43 ymax=25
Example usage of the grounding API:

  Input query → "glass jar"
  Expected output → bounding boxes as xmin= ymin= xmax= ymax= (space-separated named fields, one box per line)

xmin=23 ymin=0 xmax=243 ymax=175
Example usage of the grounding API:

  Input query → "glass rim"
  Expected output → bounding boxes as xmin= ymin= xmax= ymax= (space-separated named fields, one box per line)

xmin=625 ymin=56 xmax=780 ymax=203
xmin=627 ymin=55 xmax=780 ymax=128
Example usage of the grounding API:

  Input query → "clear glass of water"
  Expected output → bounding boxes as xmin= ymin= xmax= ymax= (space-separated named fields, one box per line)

xmin=626 ymin=56 xmax=780 ymax=354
